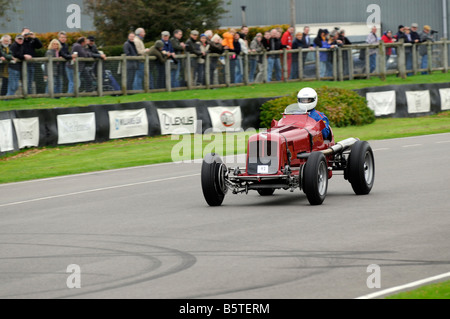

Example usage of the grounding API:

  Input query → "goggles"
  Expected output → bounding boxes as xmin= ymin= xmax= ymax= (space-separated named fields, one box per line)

xmin=298 ymin=97 xmax=316 ymax=104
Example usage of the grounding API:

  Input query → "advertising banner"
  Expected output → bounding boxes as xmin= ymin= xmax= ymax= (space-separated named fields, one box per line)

xmin=366 ymin=91 xmax=396 ymax=116
xmin=439 ymin=88 xmax=450 ymax=111
xmin=13 ymin=117 xmax=39 ymax=149
xmin=207 ymin=106 xmax=242 ymax=132
xmin=57 ymin=112 xmax=96 ymax=145
xmin=109 ymin=109 xmax=148 ymax=139
xmin=0 ymin=119 xmax=14 ymax=152
xmin=405 ymin=90 xmax=431 ymax=114
xmin=157 ymin=107 xmax=197 ymax=135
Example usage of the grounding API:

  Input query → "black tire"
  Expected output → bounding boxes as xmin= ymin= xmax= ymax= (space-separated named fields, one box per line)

xmin=257 ymin=188 xmax=275 ymax=196
xmin=347 ymin=141 xmax=375 ymax=195
xmin=303 ymin=152 xmax=328 ymax=205
xmin=201 ymin=153 xmax=227 ymax=206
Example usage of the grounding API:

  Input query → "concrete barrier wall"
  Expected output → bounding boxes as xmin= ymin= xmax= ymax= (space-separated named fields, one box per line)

xmin=1 ymin=82 xmax=449 ymax=157
xmin=0 ymin=97 xmax=271 ymax=156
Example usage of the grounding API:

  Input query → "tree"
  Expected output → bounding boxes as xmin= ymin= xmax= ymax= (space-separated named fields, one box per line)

xmin=0 ymin=0 xmax=20 ymax=24
xmin=83 ymin=0 xmax=230 ymax=45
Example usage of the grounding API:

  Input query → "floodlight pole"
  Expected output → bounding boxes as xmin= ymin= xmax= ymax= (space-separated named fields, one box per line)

xmin=241 ymin=6 xmax=247 ymax=26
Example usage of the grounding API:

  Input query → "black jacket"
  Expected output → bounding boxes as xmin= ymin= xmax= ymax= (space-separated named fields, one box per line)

xmin=267 ymin=37 xmax=285 ymax=51
xmin=58 ymin=41 xmax=73 ymax=62
xmin=123 ymin=40 xmax=138 ymax=69
xmin=22 ymin=37 xmax=42 ymax=57
xmin=300 ymin=35 xmax=313 ymax=48
xmin=9 ymin=41 xmax=25 ymax=71
xmin=185 ymin=37 xmax=202 ymax=56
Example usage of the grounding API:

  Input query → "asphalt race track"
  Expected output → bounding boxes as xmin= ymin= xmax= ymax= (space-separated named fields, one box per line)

xmin=0 ymin=133 xmax=449 ymax=299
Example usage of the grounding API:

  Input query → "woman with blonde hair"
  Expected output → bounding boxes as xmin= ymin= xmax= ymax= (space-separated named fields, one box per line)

xmin=45 ymin=39 xmax=63 ymax=94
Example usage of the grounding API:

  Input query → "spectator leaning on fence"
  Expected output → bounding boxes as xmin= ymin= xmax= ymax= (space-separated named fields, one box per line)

xmin=300 ymin=26 xmax=314 ymax=69
xmin=366 ymin=25 xmax=379 ymax=74
xmin=185 ymin=30 xmax=203 ymax=85
xmin=44 ymin=39 xmax=63 ymax=94
xmin=290 ymin=32 xmax=303 ymax=80
xmin=196 ymin=34 xmax=209 ymax=86
xmin=21 ymin=27 xmax=42 ymax=94
xmin=123 ymin=32 xmax=138 ymax=90
xmin=267 ymin=28 xmax=285 ymax=82
xmin=419 ymin=25 xmax=435 ymax=75
xmin=170 ymin=29 xmax=185 ymax=88
xmin=395 ymin=25 xmax=405 ymax=41
xmin=381 ymin=30 xmax=395 ymax=63
xmin=69 ymin=37 xmax=93 ymax=93
xmin=0 ymin=34 xmax=13 ymax=96
xmin=7 ymin=34 xmax=32 ymax=96
xmin=206 ymin=31 xmax=224 ymax=85
xmin=410 ymin=23 xmax=421 ymax=43
xmin=230 ymin=32 xmax=242 ymax=84
xmin=86 ymin=35 xmax=106 ymax=90
xmin=281 ymin=26 xmax=294 ymax=78
xmin=249 ymin=33 xmax=264 ymax=83
xmin=133 ymin=27 xmax=150 ymax=91
xmin=58 ymin=31 xmax=77 ymax=94
xmin=148 ymin=40 xmax=168 ymax=89
xmin=314 ymin=29 xmax=333 ymax=78
xmin=400 ymin=26 xmax=414 ymax=76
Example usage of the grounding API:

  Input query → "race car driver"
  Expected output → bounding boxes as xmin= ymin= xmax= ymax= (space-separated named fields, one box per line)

xmin=297 ymin=87 xmax=331 ymax=140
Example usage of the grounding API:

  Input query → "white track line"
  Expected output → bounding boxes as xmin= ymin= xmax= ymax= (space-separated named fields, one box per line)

xmin=402 ymin=144 xmax=422 ymax=148
xmin=356 ymin=271 xmax=450 ymax=299
xmin=0 ymin=173 xmax=200 ymax=208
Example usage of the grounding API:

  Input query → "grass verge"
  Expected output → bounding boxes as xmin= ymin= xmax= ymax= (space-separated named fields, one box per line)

xmin=386 ymin=280 xmax=450 ymax=299
xmin=1 ymin=111 xmax=449 ymax=184
xmin=0 ymin=73 xmax=449 ymax=111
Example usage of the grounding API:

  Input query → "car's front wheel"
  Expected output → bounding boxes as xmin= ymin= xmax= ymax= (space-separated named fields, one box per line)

xmin=303 ymin=152 xmax=328 ymax=205
xmin=347 ymin=141 xmax=375 ymax=195
xmin=201 ymin=153 xmax=227 ymax=206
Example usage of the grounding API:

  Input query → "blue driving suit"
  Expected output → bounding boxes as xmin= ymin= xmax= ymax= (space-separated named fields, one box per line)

xmin=309 ymin=109 xmax=331 ymax=140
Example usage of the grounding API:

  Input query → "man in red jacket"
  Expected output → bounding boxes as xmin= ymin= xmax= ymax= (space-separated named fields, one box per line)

xmin=281 ymin=26 xmax=294 ymax=79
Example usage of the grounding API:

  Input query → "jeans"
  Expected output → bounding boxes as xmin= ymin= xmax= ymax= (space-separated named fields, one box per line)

xmin=54 ymin=74 xmax=63 ymax=94
xmin=249 ymin=58 xmax=258 ymax=82
xmin=133 ymin=62 xmax=144 ymax=90
xmin=234 ymin=56 xmax=243 ymax=83
xmin=127 ymin=67 xmax=137 ymax=90
xmin=171 ymin=63 xmax=180 ymax=88
xmin=66 ymin=66 xmax=74 ymax=94
xmin=369 ymin=54 xmax=377 ymax=73
xmin=290 ymin=55 xmax=299 ymax=80
xmin=6 ymin=68 xmax=20 ymax=96
xmin=196 ymin=63 xmax=205 ymax=85
xmin=27 ymin=63 xmax=34 ymax=93
xmin=405 ymin=52 xmax=413 ymax=76
xmin=421 ymin=54 xmax=429 ymax=74
xmin=320 ymin=61 xmax=332 ymax=78
xmin=267 ymin=56 xmax=282 ymax=82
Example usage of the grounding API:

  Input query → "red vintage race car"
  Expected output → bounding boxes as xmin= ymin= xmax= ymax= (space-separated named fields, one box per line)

xmin=201 ymin=103 xmax=375 ymax=206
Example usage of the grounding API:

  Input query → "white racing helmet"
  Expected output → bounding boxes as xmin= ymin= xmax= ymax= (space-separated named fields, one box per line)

xmin=297 ymin=87 xmax=318 ymax=111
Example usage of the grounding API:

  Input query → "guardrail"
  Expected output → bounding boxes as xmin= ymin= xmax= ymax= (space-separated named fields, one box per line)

xmin=0 ymin=39 xmax=448 ymax=100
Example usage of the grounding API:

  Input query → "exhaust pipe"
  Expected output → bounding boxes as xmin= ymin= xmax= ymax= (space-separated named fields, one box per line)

xmin=297 ymin=138 xmax=360 ymax=159
xmin=322 ymin=138 xmax=360 ymax=156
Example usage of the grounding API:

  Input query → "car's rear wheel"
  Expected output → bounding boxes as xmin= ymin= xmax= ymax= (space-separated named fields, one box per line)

xmin=347 ymin=141 xmax=375 ymax=195
xmin=201 ymin=153 xmax=227 ymax=206
xmin=303 ymin=152 xmax=328 ymax=205
xmin=257 ymin=188 xmax=275 ymax=196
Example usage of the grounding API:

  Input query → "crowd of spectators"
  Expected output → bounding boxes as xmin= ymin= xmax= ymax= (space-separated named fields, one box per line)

xmin=374 ymin=23 xmax=436 ymax=75
xmin=0 ymin=23 xmax=439 ymax=96
xmin=0 ymin=28 xmax=106 ymax=96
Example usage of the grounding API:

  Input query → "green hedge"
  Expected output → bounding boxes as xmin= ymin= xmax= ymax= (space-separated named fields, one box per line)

xmin=260 ymin=87 xmax=376 ymax=129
